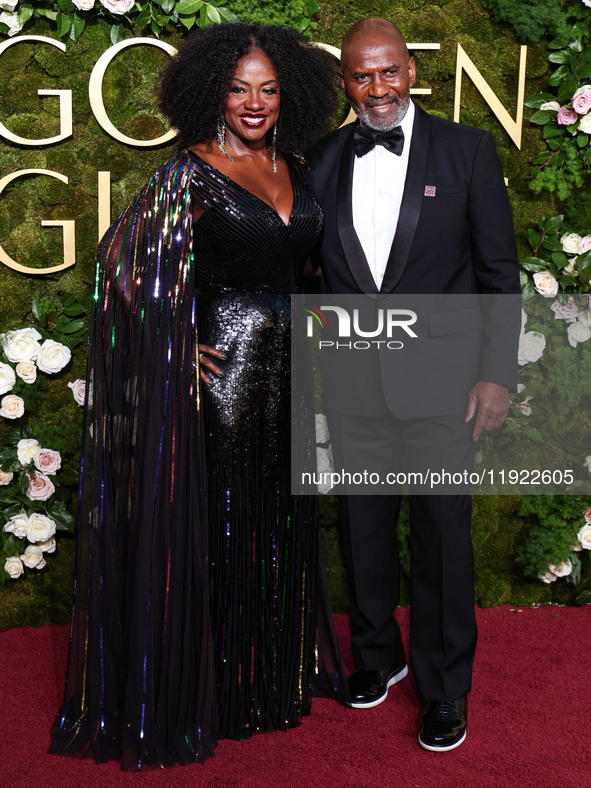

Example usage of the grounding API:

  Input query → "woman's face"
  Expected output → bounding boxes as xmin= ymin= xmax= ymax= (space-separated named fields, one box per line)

xmin=223 ymin=48 xmax=280 ymax=147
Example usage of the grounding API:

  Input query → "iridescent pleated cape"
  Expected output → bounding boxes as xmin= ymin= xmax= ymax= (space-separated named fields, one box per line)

xmin=50 ymin=151 xmax=218 ymax=769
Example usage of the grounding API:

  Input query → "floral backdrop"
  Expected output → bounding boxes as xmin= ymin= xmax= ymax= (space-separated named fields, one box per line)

xmin=1 ymin=0 xmax=591 ymax=626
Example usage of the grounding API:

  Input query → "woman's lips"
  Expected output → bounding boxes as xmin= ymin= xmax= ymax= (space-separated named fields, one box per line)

xmin=240 ymin=115 xmax=267 ymax=127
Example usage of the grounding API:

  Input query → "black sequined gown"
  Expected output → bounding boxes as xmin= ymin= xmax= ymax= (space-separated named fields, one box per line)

xmin=189 ymin=151 xmax=323 ymax=738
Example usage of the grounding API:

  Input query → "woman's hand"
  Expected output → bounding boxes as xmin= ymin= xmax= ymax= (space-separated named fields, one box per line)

xmin=198 ymin=344 xmax=227 ymax=386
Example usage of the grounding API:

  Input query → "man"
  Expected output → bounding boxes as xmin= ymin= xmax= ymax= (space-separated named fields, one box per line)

xmin=308 ymin=18 xmax=519 ymax=751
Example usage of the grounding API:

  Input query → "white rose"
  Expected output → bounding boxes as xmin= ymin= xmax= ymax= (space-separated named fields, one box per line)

xmin=4 ymin=513 xmax=29 ymax=539
xmin=584 ymin=507 xmax=591 ymax=524
xmin=561 ymin=233 xmax=583 ymax=254
xmin=563 ymin=258 xmax=578 ymax=276
xmin=17 ymin=438 xmax=41 ymax=466
xmin=99 ymin=0 xmax=134 ymax=13
xmin=548 ymin=560 xmax=572 ymax=577
xmin=0 ymin=10 xmax=23 ymax=35
xmin=584 ymin=455 xmax=591 ymax=472
xmin=577 ymin=522 xmax=591 ymax=549
xmin=533 ymin=270 xmax=559 ymax=296
xmin=550 ymin=296 xmax=582 ymax=322
xmin=540 ymin=101 xmax=561 ymax=112
xmin=0 ymin=394 xmax=25 ymax=419
xmin=33 ymin=448 xmax=61 ymax=475
xmin=538 ymin=569 xmax=557 ymax=584
xmin=5 ymin=556 xmax=24 ymax=579
xmin=27 ymin=513 xmax=56 ymax=544
xmin=520 ymin=309 xmax=528 ymax=333
xmin=316 ymin=445 xmax=335 ymax=495
xmin=578 ymin=235 xmax=591 ymax=254
xmin=0 ymin=361 xmax=16 ymax=395
xmin=36 ymin=340 xmax=71 ymax=375
xmin=0 ymin=469 xmax=14 ymax=485
xmin=1 ymin=328 xmax=41 ymax=363
xmin=73 ymin=0 xmax=95 ymax=7
xmin=68 ymin=379 xmax=86 ymax=407
xmin=0 ymin=0 xmax=18 ymax=10
xmin=518 ymin=331 xmax=546 ymax=365
xmin=26 ymin=472 xmax=56 ymax=502
xmin=315 ymin=413 xmax=330 ymax=444
xmin=20 ymin=544 xmax=46 ymax=570
xmin=38 ymin=536 xmax=57 ymax=553
xmin=16 ymin=360 xmax=37 ymax=384
xmin=516 ymin=396 xmax=533 ymax=416
xmin=567 ymin=320 xmax=591 ymax=348
xmin=578 ymin=310 xmax=591 ymax=328
xmin=516 ymin=383 xmax=525 ymax=395
xmin=578 ymin=113 xmax=591 ymax=134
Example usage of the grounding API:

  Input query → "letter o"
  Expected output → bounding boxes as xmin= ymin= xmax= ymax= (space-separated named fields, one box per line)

xmin=89 ymin=37 xmax=178 ymax=147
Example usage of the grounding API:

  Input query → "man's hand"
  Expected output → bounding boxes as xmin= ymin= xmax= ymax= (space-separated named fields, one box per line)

xmin=465 ymin=381 xmax=511 ymax=442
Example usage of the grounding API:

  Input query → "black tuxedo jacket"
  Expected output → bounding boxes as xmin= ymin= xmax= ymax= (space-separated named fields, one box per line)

xmin=307 ymin=105 xmax=521 ymax=418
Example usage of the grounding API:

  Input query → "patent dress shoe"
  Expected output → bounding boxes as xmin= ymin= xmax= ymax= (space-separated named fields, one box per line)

xmin=418 ymin=696 xmax=467 ymax=751
xmin=348 ymin=663 xmax=408 ymax=708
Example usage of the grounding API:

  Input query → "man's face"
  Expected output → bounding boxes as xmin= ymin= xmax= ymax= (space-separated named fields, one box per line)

xmin=339 ymin=32 xmax=416 ymax=131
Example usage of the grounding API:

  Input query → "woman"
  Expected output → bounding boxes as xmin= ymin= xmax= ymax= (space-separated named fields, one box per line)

xmin=49 ymin=24 xmax=346 ymax=770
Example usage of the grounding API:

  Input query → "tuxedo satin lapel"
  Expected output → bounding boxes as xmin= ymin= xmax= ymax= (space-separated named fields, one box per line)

xmin=336 ymin=124 xmax=379 ymax=295
xmin=380 ymin=107 xmax=432 ymax=293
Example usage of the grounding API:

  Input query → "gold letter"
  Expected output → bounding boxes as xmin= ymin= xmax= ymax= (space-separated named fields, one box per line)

xmin=454 ymin=44 xmax=527 ymax=149
xmin=98 ymin=171 xmax=111 ymax=242
xmin=89 ymin=38 xmax=178 ymax=147
xmin=0 ymin=36 xmax=73 ymax=146
xmin=0 ymin=170 xmax=75 ymax=275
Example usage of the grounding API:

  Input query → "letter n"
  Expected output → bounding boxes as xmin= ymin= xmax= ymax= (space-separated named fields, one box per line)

xmin=453 ymin=44 xmax=527 ymax=150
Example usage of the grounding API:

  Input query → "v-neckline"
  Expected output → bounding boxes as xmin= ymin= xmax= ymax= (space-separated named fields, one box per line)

xmin=188 ymin=149 xmax=296 ymax=228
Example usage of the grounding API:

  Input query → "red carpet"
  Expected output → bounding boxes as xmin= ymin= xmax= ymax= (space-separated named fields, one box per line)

xmin=1 ymin=606 xmax=589 ymax=787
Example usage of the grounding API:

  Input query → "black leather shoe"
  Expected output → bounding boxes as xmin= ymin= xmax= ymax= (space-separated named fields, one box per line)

xmin=418 ymin=696 xmax=467 ymax=751
xmin=348 ymin=663 xmax=408 ymax=708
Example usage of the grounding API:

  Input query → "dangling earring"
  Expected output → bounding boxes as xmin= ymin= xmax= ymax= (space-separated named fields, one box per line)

xmin=217 ymin=115 xmax=234 ymax=163
xmin=271 ymin=123 xmax=277 ymax=174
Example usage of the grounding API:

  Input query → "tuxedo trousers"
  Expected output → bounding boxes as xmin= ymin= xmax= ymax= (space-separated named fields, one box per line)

xmin=327 ymin=409 xmax=478 ymax=701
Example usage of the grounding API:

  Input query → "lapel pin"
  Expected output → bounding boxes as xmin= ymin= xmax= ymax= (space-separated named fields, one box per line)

xmin=424 ymin=185 xmax=436 ymax=197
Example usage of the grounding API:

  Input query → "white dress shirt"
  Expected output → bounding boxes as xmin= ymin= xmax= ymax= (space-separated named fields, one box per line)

xmin=352 ymin=100 xmax=415 ymax=290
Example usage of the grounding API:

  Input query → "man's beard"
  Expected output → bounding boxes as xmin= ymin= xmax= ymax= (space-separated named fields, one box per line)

xmin=351 ymin=91 xmax=410 ymax=131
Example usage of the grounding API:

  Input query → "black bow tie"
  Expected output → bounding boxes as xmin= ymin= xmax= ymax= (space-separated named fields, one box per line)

xmin=353 ymin=125 xmax=404 ymax=157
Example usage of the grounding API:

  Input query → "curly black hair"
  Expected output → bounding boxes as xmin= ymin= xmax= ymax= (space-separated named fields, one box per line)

xmin=159 ymin=24 xmax=339 ymax=153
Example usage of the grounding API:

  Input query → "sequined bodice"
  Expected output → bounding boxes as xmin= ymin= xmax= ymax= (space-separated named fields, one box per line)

xmin=189 ymin=151 xmax=322 ymax=292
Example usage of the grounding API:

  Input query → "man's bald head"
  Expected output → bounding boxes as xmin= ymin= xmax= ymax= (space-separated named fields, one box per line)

xmin=341 ymin=18 xmax=409 ymax=65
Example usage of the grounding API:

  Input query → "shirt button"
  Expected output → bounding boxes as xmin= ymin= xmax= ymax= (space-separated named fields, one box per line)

xmin=378 ymin=189 xmax=384 ymax=195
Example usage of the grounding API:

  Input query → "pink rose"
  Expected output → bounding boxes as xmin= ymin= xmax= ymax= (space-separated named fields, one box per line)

xmin=550 ymin=297 xmax=583 ymax=323
xmin=67 ymin=379 xmax=86 ymax=407
xmin=33 ymin=448 xmax=62 ymax=476
xmin=26 ymin=472 xmax=56 ymax=502
xmin=572 ymin=88 xmax=591 ymax=115
xmin=98 ymin=0 xmax=134 ymax=13
xmin=578 ymin=235 xmax=591 ymax=254
xmin=584 ymin=507 xmax=591 ymax=524
xmin=557 ymin=106 xmax=578 ymax=126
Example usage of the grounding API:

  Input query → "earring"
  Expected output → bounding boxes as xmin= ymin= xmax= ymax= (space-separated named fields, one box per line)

xmin=271 ymin=123 xmax=277 ymax=174
xmin=217 ymin=115 xmax=234 ymax=163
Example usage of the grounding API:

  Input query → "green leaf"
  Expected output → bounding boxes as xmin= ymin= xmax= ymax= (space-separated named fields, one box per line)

xmin=161 ymin=0 xmax=175 ymax=13
xmin=206 ymin=4 xmax=221 ymax=23
xmin=529 ymin=110 xmax=550 ymax=125
xmin=57 ymin=12 xmax=73 ymax=37
xmin=49 ymin=508 xmax=75 ymax=531
xmin=525 ymin=427 xmax=543 ymax=443
xmin=110 ymin=22 xmax=123 ymax=45
xmin=557 ymin=75 xmax=578 ymax=103
xmin=150 ymin=18 xmax=162 ymax=36
xmin=548 ymin=50 xmax=571 ymax=64
xmin=548 ymin=65 xmax=568 ymax=86
xmin=540 ymin=236 xmax=563 ymax=252
xmin=135 ymin=6 xmax=151 ymax=26
xmin=524 ymin=93 xmax=558 ymax=109
xmin=551 ymin=251 xmax=568 ymax=268
xmin=521 ymin=261 xmax=550 ymax=273
xmin=55 ymin=0 xmax=71 ymax=11
xmin=70 ymin=14 xmax=86 ymax=42
xmin=18 ymin=5 xmax=34 ymax=23
xmin=558 ymin=276 xmax=578 ymax=289
xmin=574 ymin=589 xmax=591 ymax=605
xmin=527 ymin=228 xmax=543 ymax=249
xmin=217 ymin=6 xmax=238 ymax=21
xmin=56 ymin=318 xmax=85 ymax=334
xmin=542 ymin=125 xmax=563 ymax=139
xmin=577 ymin=133 xmax=589 ymax=148
xmin=176 ymin=0 xmax=202 ymax=12
xmin=31 ymin=299 xmax=45 ymax=325
xmin=547 ymin=38 xmax=569 ymax=50
xmin=543 ymin=215 xmax=563 ymax=235
xmin=61 ymin=304 xmax=86 ymax=318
